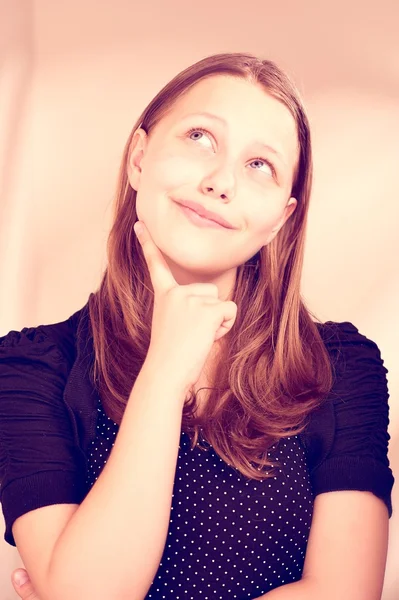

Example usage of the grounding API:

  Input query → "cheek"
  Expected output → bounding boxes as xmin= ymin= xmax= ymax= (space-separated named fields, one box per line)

xmin=145 ymin=152 xmax=203 ymax=192
xmin=247 ymin=204 xmax=285 ymax=239
xmin=135 ymin=151 xmax=202 ymax=219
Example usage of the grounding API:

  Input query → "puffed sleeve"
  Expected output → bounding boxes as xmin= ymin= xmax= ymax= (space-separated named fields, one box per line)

xmin=310 ymin=322 xmax=395 ymax=517
xmin=0 ymin=325 xmax=87 ymax=547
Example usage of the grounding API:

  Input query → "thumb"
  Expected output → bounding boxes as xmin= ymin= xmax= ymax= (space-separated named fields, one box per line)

xmin=13 ymin=569 xmax=30 ymax=586
xmin=12 ymin=568 xmax=37 ymax=598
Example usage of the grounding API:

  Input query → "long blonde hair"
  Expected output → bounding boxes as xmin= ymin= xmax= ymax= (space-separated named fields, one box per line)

xmin=88 ymin=52 xmax=334 ymax=480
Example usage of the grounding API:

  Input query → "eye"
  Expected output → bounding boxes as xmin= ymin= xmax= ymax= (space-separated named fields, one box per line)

xmin=249 ymin=157 xmax=276 ymax=177
xmin=185 ymin=126 xmax=276 ymax=177
xmin=186 ymin=127 xmax=212 ymax=147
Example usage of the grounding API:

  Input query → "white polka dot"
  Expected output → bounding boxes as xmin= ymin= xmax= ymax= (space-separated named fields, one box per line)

xmin=86 ymin=404 xmax=314 ymax=597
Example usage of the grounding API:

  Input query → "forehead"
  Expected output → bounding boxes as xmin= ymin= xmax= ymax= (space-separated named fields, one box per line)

xmin=163 ymin=75 xmax=299 ymax=163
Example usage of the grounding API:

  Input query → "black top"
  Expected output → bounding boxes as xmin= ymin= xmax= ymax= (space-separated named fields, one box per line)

xmin=0 ymin=298 xmax=395 ymax=599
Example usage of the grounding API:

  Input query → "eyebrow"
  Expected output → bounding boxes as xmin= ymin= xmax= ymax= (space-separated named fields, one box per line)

xmin=180 ymin=111 xmax=287 ymax=166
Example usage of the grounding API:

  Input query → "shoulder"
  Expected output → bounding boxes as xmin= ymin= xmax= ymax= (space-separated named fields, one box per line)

xmin=313 ymin=319 xmax=390 ymax=431
xmin=0 ymin=300 xmax=91 ymax=546
xmin=314 ymin=320 xmax=390 ymax=417
xmin=315 ymin=319 xmax=387 ymax=371
xmin=0 ymin=303 xmax=87 ymax=369
xmin=302 ymin=320 xmax=394 ymax=517
xmin=313 ymin=320 xmax=389 ymax=410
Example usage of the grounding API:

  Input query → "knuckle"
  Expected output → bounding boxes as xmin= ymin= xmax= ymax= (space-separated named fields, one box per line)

xmin=186 ymin=294 xmax=202 ymax=307
xmin=206 ymin=283 xmax=219 ymax=295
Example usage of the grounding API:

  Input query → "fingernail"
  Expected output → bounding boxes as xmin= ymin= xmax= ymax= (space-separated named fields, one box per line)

xmin=14 ymin=570 xmax=29 ymax=586
xmin=134 ymin=222 xmax=143 ymax=236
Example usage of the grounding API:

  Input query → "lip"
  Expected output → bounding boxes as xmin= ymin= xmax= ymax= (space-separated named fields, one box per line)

xmin=173 ymin=198 xmax=235 ymax=229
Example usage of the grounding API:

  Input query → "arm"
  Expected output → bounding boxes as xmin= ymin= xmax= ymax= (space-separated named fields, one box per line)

xmin=255 ymin=489 xmax=389 ymax=600
xmin=12 ymin=458 xmax=390 ymax=600
xmin=257 ymin=580 xmax=317 ymax=599
xmin=14 ymin=361 xmax=187 ymax=600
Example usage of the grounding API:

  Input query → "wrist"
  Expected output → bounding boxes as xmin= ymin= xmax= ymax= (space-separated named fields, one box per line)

xmin=140 ymin=356 xmax=190 ymax=400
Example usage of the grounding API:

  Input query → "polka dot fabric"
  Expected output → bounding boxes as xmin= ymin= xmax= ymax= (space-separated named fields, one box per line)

xmin=87 ymin=402 xmax=314 ymax=599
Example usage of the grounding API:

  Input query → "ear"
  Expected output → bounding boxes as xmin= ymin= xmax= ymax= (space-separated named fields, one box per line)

xmin=127 ymin=128 xmax=149 ymax=192
xmin=261 ymin=197 xmax=297 ymax=247
xmin=271 ymin=197 xmax=297 ymax=235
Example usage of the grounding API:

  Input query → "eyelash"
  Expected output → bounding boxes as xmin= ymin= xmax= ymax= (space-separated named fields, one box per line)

xmin=185 ymin=126 xmax=277 ymax=177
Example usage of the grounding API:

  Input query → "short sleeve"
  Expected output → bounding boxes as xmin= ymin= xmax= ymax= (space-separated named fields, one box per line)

xmin=0 ymin=325 xmax=87 ymax=547
xmin=311 ymin=322 xmax=395 ymax=517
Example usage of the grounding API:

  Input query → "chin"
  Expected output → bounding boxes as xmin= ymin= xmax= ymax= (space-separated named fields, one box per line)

xmin=164 ymin=250 xmax=225 ymax=277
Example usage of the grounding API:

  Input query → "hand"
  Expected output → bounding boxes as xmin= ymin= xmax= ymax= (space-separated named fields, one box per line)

xmin=12 ymin=568 xmax=40 ymax=599
xmin=134 ymin=220 xmax=237 ymax=392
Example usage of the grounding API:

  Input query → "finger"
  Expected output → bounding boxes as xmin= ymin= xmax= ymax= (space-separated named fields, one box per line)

xmin=183 ymin=283 xmax=219 ymax=298
xmin=196 ymin=298 xmax=237 ymax=340
xmin=213 ymin=301 xmax=237 ymax=341
xmin=12 ymin=569 xmax=38 ymax=599
xmin=134 ymin=221 xmax=177 ymax=295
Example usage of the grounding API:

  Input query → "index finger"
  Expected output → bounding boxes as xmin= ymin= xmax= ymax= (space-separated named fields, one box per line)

xmin=134 ymin=221 xmax=177 ymax=294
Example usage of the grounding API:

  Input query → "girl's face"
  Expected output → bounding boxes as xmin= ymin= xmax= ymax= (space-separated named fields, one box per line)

xmin=127 ymin=74 xmax=299 ymax=299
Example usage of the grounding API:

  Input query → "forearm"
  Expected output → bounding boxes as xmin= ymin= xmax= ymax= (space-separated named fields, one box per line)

xmin=47 ymin=361 xmax=186 ymax=600
xmin=255 ymin=578 xmax=318 ymax=599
